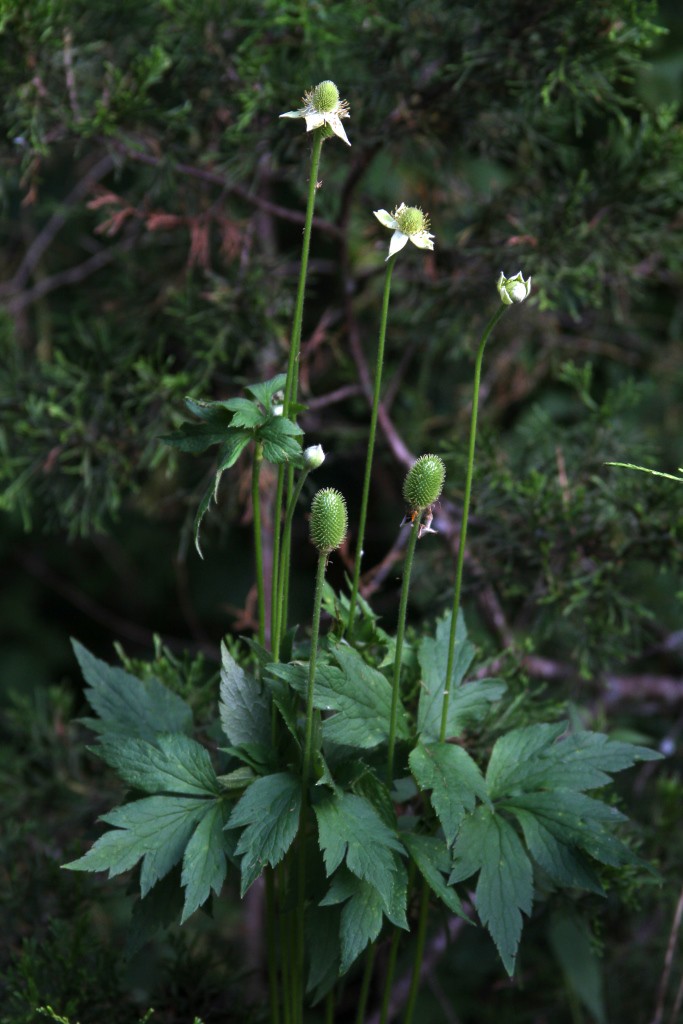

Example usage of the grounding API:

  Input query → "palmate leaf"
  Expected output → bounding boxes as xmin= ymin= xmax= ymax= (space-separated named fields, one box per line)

xmin=417 ymin=610 xmax=505 ymax=740
xmin=64 ymin=792 xmax=230 ymax=922
xmin=219 ymin=642 xmax=271 ymax=748
xmin=409 ymin=741 xmax=487 ymax=845
xmin=226 ymin=772 xmax=301 ymax=895
xmin=450 ymin=805 xmax=533 ymax=976
xmin=72 ymin=640 xmax=193 ymax=740
xmin=314 ymin=791 xmax=404 ymax=911
xmin=268 ymin=647 xmax=408 ymax=750
xmin=193 ymin=431 xmax=251 ymax=556
xmin=448 ymin=722 xmax=662 ymax=973
xmin=91 ymin=733 xmax=220 ymax=797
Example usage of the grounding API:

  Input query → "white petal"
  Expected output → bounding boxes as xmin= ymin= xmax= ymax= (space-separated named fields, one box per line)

xmin=327 ymin=114 xmax=351 ymax=146
xmin=304 ymin=112 xmax=325 ymax=132
xmin=409 ymin=231 xmax=435 ymax=251
xmin=387 ymin=230 xmax=409 ymax=259
xmin=374 ymin=209 xmax=398 ymax=229
xmin=279 ymin=109 xmax=304 ymax=119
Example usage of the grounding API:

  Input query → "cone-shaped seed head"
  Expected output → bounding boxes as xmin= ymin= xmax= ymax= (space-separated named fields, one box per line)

xmin=310 ymin=487 xmax=348 ymax=553
xmin=395 ymin=206 xmax=428 ymax=236
xmin=313 ymin=80 xmax=340 ymax=113
xmin=403 ymin=454 xmax=446 ymax=511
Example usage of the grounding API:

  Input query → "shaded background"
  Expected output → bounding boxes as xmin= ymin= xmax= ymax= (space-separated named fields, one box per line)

xmin=1 ymin=1 xmax=682 ymax=1021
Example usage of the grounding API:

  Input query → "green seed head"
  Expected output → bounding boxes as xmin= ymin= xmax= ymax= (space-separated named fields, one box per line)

xmin=313 ymin=80 xmax=340 ymax=113
xmin=403 ymin=454 xmax=446 ymax=511
xmin=310 ymin=487 xmax=348 ymax=553
xmin=395 ymin=205 xmax=428 ymax=237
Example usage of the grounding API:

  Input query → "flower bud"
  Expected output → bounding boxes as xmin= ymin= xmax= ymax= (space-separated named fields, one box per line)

xmin=310 ymin=487 xmax=348 ymax=553
xmin=303 ymin=444 xmax=325 ymax=470
xmin=497 ymin=270 xmax=531 ymax=305
xmin=403 ymin=454 xmax=446 ymax=512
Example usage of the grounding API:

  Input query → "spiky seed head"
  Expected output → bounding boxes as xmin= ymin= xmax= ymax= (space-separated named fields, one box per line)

xmin=310 ymin=487 xmax=348 ymax=553
xmin=403 ymin=454 xmax=446 ymax=511
xmin=395 ymin=205 xmax=428 ymax=237
xmin=313 ymin=80 xmax=340 ymax=113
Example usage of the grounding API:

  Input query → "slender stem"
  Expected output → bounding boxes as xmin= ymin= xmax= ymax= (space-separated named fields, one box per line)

xmin=379 ymin=916 xmax=402 ymax=1024
xmin=265 ymin=868 xmax=281 ymax=1024
xmin=356 ymin=941 xmax=377 ymax=1024
xmin=276 ymin=467 xmax=309 ymax=646
xmin=252 ymin=442 xmax=266 ymax=647
xmin=284 ymin=130 xmax=324 ymax=418
xmin=272 ymin=129 xmax=324 ymax=659
xmin=271 ymin=469 xmax=284 ymax=659
xmin=387 ymin=512 xmax=422 ymax=786
xmin=296 ymin=550 xmax=329 ymax=1022
xmin=324 ymin=989 xmax=335 ymax=1024
xmin=402 ymin=881 xmax=431 ymax=1024
xmin=348 ymin=255 xmax=396 ymax=629
xmin=439 ymin=305 xmax=506 ymax=743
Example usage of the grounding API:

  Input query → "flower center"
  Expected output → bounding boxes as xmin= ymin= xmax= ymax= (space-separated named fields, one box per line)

xmin=395 ymin=206 xmax=426 ymax=236
xmin=313 ymin=80 xmax=340 ymax=113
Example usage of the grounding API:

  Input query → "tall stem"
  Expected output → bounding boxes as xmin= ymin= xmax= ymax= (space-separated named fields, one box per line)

xmin=274 ymin=468 xmax=310 ymax=656
xmin=439 ymin=305 xmax=506 ymax=743
xmin=402 ymin=881 xmax=430 ymax=1024
xmin=296 ymin=550 xmax=328 ymax=1022
xmin=387 ymin=512 xmax=422 ymax=785
xmin=348 ymin=255 xmax=396 ymax=629
xmin=252 ymin=441 xmax=266 ymax=647
xmin=272 ymin=129 xmax=325 ymax=659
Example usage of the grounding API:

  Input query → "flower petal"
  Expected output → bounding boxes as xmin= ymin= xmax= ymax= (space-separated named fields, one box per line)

xmin=279 ymin=109 xmax=304 ymax=119
xmin=409 ymin=230 xmax=435 ymax=251
xmin=373 ymin=209 xmax=398 ymax=229
xmin=304 ymin=112 xmax=325 ymax=132
xmin=326 ymin=114 xmax=351 ymax=146
xmin=387 ymin=230 xmax=409 ymax=259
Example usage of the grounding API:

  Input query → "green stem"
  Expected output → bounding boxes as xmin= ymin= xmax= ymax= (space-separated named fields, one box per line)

xmin=348 ymin=255 xmax=396 ymax=630
xmin=324 ymin=989 xmax=335 ymax=1024
xmin=265 ymin=868 xmax=281 ymax=1024
xmin=296 ymin=550 xmax=328 ymax=1022
xmin=379 ymin=917 xmax=402 ymax=1024
xmin=402 ymin=880 xmax=430 ymax=1024
xmin=272 ymin=130 xmax=324 ymax=660
xmin=252 ymin=442 xmax=266 ymax=647
xmin=276 ymin=467 xmax=310 ymax=649
xmin=439 ymin=305 xmax=506 ymax=743
xmin=387 ymin=511 xmax=422 ymax=785
xmin=284 ymin=129 xmax=324 ymax=418
xmin=356 ymin=941 xmax=376 ymax=1024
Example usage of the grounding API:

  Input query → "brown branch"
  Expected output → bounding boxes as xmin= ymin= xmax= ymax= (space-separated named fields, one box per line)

xmin=1 ymin=152 xmax=116 ymax=295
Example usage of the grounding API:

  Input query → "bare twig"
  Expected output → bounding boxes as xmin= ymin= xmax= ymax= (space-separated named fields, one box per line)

xmin=651 ymin=883 xmax=683 ymax=1024
xmin=1 ymin=153 xmax=115 ymax=295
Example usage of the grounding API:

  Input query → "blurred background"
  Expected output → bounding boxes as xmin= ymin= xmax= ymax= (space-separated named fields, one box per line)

xmin=1 ymin=1 xmax=682 ymax=1021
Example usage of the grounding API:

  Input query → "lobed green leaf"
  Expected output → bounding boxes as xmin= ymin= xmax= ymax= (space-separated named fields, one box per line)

xmin=409 ymin=740 xmax=488 ymax=845
xmin=72 ymin=640 xmax=193 ymax=740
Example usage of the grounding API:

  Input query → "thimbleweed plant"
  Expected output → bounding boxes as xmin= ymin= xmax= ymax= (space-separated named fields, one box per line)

xmin=65 ymin=81 xmax=663 ymax=1024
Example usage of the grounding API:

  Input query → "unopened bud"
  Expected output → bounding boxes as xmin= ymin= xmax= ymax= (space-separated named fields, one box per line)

xmin=403 ymin=454 xmax=446 ymax=512
xmin=310 ymin=487 xmax=348 ymax=553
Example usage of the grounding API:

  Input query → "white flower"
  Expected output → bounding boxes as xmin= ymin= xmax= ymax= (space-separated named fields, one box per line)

xmin=303 ymin=444 xmax=325 ymax=470
xmin=497 ymin=270 xmax=532 ymax=305
xmin=373 ymin=203 xmax=435 ymax=260
xmin=279 ymin=80 xmax=351 ymax=146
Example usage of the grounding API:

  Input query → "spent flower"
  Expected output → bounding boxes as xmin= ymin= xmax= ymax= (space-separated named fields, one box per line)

xmin=374 ymin=203 xmax=435 ymax=260
xmin=279 ymin=80 xmax=351 ymax=146
xmin=497 ymin=270 xmax=531 ymax=305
